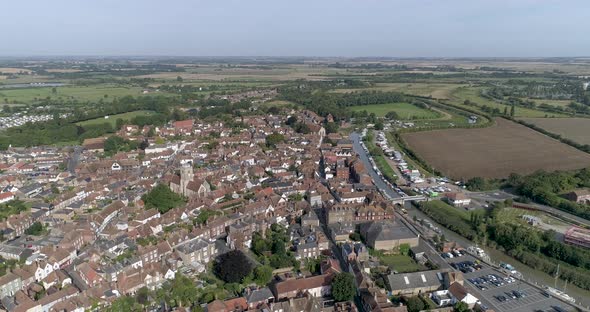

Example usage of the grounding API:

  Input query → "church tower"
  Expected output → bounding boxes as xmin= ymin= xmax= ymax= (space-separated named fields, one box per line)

xmin=180 ymin=164 xmax=193 ymax=196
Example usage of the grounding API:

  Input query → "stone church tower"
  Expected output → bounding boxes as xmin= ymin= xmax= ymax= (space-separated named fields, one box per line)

xmin=180 ymin=164 xmax=193 ymax=196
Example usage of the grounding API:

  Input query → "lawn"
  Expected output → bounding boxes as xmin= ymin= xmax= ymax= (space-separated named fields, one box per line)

xmin=76 ymin=110 xmax=156 ymax=127
xmin=377 ymin=254 xmax=422 ymax=273
xmin=350 ymin=102 xmax=441 ymax=119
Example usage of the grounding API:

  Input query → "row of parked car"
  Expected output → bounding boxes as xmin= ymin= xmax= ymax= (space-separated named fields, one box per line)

xmin=496 ymin=289 xmax=527 ymax=302
xmin=451 ymin=260 xmax=483 ymax=273
xmin=468 ymin=273 xmax=516 ymax=290
xmin=441 ymin=249 xmax=466 ymax=259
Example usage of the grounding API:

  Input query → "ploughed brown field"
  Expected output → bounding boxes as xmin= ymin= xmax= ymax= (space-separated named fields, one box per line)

xmin=401 ymin=118 xmax=590 ymax=179
xmin=520 ymin=117 xmax=590 ymax=146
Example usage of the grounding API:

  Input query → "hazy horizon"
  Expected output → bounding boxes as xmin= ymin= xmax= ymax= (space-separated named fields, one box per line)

xmin=2 ymin=0 xmax=589 ymax=57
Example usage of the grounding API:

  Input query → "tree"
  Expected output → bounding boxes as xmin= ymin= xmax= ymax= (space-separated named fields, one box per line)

xmin=293 ymin=122 xmax=311 ymax=134
xmin=385 ymin=111 xmax=400 ymax=120
xmin=139 ymin=140 xmax=149 ymax=150
xmin=253 ymin=265 xmax=273 ymax=286
xmin=266 ymin=106 xmax=281 ymax=115
xmin=135 ymin=287 xmax=151 ymax=306
xmin=214 ymin=250 xmax=253 ymax=283
xmin=399 ymin=243 xmax=410 ymax=256
xmin=349 ymin=232 xmax=361 ymax=242
xmin=115 ymin=118 xmax=126 ymax=130
xmin=176 ymin=76 xmax=183 ymax=82
xmin=374 ymin=120 xmax=384 ymax=130
xmin=104 ymin=135 xmax=138 ymax=155
xmin=141 ymin=184 xmax=185 ymax=214
xmin=168 ymin=273 xmax=199 ymax=307
xmin=25 ymin=222 xmax=45 ymax=236
xmin=106 ymin=296 xmax=141 ymax=312
xmin=147 ymin=127 xmax=156 ymax=137
xmin=171 ymin=109 xmax=188 ymax=121
xmin=453 ymin=301 xmax=470 ymax=312
xmin=465 ymin=177 xmax=486 ymax=191
xmin=286 ymin=116 xmax=298 ymax=126
xmin=265 ymin=132 xmax=285 ymax=148
xmin=331 ymin=272 xmax=356 ymax=302
xmin=324 ymin=122 xmax=339 ymax=134
xmin=406 ymin=296 xmax=425 ymax=312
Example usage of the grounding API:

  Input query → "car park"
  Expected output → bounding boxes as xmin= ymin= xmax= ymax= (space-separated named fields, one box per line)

xmin=513 ymin=290 xmax=526 ymax=298
xmin=496 ymin=295 xmax=507 ymax=302
xmin=505 ymin=291 xmax=517 ymax=299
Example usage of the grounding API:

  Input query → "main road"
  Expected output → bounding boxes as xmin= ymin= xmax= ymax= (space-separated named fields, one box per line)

xmin=350 ymin=132 xmax=401 ymax=199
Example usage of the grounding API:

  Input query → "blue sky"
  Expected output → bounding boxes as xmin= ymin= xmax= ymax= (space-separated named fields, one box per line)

xmin=1 ymin=0 xmax=588 ymax=57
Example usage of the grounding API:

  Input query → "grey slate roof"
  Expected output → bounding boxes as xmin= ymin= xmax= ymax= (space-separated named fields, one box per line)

xmin=387 ymin=269 xmax=445 ymax=292
xmin=247 ymin=287 xmax=274 ymax=304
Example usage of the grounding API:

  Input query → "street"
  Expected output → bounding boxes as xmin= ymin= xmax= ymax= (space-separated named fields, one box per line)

xmin=349 ymin=132 xmax=401 ymax=199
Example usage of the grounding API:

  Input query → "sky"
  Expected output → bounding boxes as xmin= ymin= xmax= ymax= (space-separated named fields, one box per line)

xmin=1 ymin=0 xmax=589 ymax=57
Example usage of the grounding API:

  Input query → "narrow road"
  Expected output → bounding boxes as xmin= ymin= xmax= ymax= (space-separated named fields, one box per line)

xmin=67 ymin=146 xmax=82 ymax=175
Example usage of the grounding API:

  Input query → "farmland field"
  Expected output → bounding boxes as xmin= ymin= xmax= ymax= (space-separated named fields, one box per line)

xmin=519 ymin=117 xmax=590 ymax=145
xmin=401 ymin=118 xmax=590 ymax=179
xmin=349 ymin=102 xmax=441 ymax=119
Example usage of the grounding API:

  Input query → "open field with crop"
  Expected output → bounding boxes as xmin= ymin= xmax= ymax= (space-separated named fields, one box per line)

xmin=331 ymin=83 xmax=463 ymax=99
xmin=401 ymin=118 xmax=590 ymax=179
xmin=350 ymin=102 xmax=441 ymax=119
xmin=519 ymin=117 xmax=590 ymax=145
xmin=76 ymin=110 xmax=155 ymax=127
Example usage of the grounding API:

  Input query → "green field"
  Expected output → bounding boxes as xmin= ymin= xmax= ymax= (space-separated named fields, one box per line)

xmin=526 ymin=98 xmax=573 ymax=108
xmin=350 ymin=102 xmax=441 ymax=119
xmin=377 ymin=254 xmax=422 ymax=273
xmin=332 ymin=82 xmax=463 ymax=99
xmin=0 ymin=84 xmax=168 ymax=104
xmin=76 ymin=110 xmax=156 ymax=127
xmin=449 ymin=87 xmax=567 ymax=118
